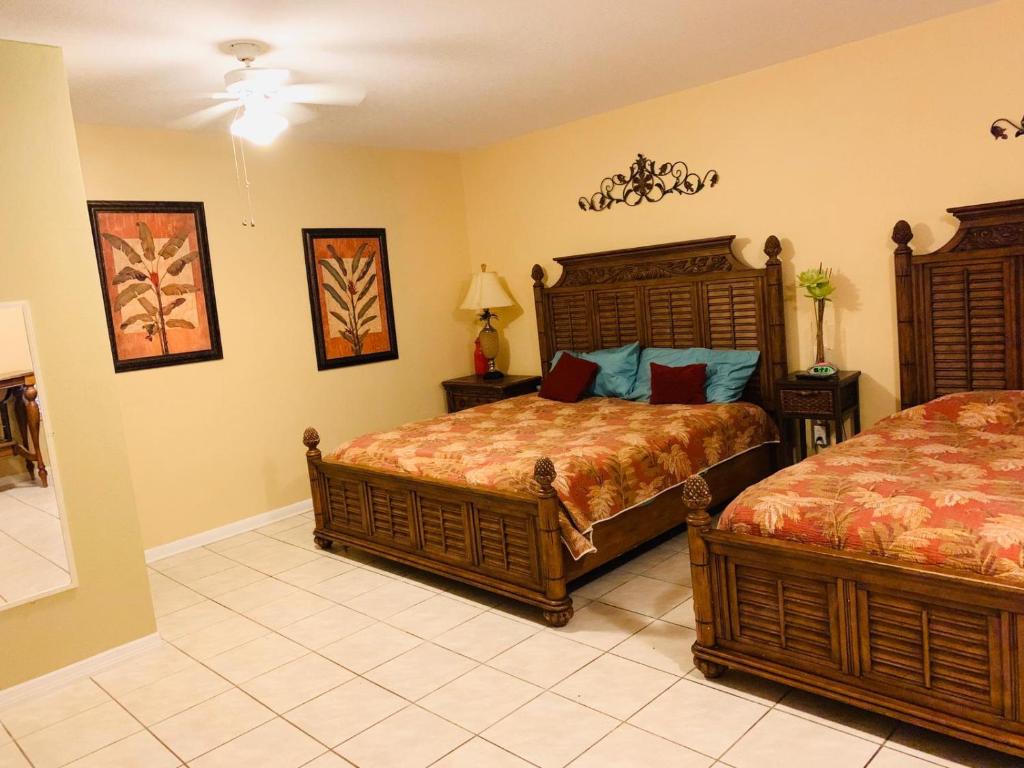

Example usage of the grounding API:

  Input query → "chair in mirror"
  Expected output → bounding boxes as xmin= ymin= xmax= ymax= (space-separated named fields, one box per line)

xmin=0 ymin=301 xmax=74 ymax=608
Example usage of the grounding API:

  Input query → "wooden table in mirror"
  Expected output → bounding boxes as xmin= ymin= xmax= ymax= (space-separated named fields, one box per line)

xmin=0 ymin=303 xmax=73 ymax=609
xmin=0 ymin=370 xmax=47 ymax=487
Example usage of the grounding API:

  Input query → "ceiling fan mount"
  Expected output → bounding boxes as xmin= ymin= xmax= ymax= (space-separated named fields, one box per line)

xmin=226 ymin=40 xmax=267 ymax=66
xmin=222 ymin=41 xmax=286 ymax=99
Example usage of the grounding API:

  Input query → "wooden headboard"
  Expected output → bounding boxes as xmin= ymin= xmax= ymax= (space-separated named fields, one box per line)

xmin=531 ymin=235 xmax=789 ymax=412
xmin=894 ymin=198 xmax=1024 ymax=408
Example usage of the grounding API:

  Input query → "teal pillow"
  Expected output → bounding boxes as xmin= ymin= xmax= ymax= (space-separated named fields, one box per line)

xmin=627 ymin=347 xmax=760 ymax=403
xmin=550 ymin=342 xmax=640 ymax=398
xmin=703 ymin=348 xmax=760 ymax=403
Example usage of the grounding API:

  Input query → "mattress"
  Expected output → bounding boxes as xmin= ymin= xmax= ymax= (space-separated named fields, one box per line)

xmin=329 ymin=393 xmax=777 ymax=558
xmin=719 ymin=391 xmax=1024 ymax=584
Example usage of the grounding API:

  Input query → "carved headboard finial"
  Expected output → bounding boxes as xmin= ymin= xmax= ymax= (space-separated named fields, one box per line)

xmin=763 ymin=235 xmax=782 ymax=265
xmin=533 ymin=457 xmax=557 ymax=491
xmin=892 ymin=220 xmax=913 ymax=253
xmin=302 ymin=427 xmax=321 ymax=451
xmin=681 ymin=474 xmax=712 ymax=511
xmin=531 ymin=264 xmax=546 ymax=288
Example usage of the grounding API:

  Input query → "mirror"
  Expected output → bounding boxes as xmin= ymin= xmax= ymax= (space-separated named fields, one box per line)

xmin=0 ymin=301 xmax=74 ymax=608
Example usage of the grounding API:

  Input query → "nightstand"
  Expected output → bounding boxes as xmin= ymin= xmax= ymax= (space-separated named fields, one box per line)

xmin=777 ymin=370 xmax=861 ymax=463
xmin=442 ymin=374 xmax=541 ymax=413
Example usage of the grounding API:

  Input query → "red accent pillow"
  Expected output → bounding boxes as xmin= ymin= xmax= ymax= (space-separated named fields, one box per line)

xmin=649 ymin=362 xmax=707 ymax=405
xmin=539 ymin=353 xmax=599 ymax=403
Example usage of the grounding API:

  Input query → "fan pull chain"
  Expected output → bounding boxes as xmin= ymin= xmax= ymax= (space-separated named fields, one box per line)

xmin=230 ymin=120 xmax=256 ymax=227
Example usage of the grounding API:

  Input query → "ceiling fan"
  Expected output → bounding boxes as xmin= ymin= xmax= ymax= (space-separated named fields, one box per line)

xmin=178 ymin=41 xmax=366 ymax=145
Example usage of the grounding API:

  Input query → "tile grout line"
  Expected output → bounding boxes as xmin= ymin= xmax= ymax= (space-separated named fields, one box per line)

xmin=0 ymin=695 xmax=113 ymax=747
xmin=1 ymin=721 xmax=35 ymax=768
xmin=861 ymin=741 xmax=887 ymax=768
xmin=0 ymin=531 xmax=71 ymax=578
xmin=425 ymin=728 xmax=544 ymax=768
xmin=548 ymin=654 xmax=680 ymax=722
xmin=89 ymin=677 xmax=190 ymax=767
xmin=764 ymin=687 xmax=903 ymax=754
xmin=710 ymin=699 xmax=776 ymax=765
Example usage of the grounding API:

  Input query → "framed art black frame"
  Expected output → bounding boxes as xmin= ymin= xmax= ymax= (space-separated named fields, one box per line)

xmin=87 ymin=200 xmax=223 ymax=373
xmin=302 ymin=227 xmax=399 ymax=371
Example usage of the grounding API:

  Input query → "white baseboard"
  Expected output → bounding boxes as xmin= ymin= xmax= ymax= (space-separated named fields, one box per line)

xmin=144 ymin=497 xmax=313 ymax=564
xmin=0 ymin=632 xmax=161 ymax=708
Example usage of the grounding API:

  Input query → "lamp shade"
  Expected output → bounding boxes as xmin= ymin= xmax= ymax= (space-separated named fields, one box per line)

xmin=459 ymin=265 xmax=514 ymax=310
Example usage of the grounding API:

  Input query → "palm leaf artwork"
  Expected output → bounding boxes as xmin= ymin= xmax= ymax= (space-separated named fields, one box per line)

xmin=103 ymin=224 xmax=200 ymax=356
xmin=101 ymin=233 xmax=144 ymax=264
xmin=320 ymin=242 xmax=381 ymax=356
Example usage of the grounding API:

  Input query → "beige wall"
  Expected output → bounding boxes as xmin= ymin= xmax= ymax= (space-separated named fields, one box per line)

xmin=76 ymin=125 xmax=471 ymax=548
xmin=0 ymin=41 xmax=153 ymax=688
xmin=460 ymin=0 xmax=1024 ymax=427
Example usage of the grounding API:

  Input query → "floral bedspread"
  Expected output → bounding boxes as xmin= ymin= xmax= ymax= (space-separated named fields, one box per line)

xmin=330 ymin=394 xmax=777 ymax=559
xmin=720 ymin=391 xmax=1024 ymax=584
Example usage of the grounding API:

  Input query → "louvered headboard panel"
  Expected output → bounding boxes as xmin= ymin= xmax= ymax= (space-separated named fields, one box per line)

xmin=531 ymin=235 xmax=789 ymax=412
xmin=893 ymin=199 xmax=1024 ymax=408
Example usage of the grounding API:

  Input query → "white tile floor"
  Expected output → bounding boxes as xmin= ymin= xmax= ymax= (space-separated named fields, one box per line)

xmin=0 ymin=481 xmax=70 ymax=606
xmin=1 ymin=510 xmax=1020 ymax=767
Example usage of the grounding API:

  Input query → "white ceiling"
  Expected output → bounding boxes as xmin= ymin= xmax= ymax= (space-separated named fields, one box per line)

xmin=3 ymin=0 xmax=993 ymax=151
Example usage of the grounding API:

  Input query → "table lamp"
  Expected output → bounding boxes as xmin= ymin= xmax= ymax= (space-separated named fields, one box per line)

xmin=460 ymin=264 xmax=514 ymax=379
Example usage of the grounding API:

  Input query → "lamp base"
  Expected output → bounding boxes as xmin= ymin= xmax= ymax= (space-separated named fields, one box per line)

xmin=478 ymin=322 xmax=505 ymax=381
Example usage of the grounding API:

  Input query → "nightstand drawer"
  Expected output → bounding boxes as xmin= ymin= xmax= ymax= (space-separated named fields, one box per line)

xmin=442 ymin=374 xmax=541 ymax=414
xmin=777 ymin=370 xmax=861 ymax=464
xmin=779 ymin=387 xmax=834 ymax=416
xmin=449 ymin=391 xmax=498 ymax=412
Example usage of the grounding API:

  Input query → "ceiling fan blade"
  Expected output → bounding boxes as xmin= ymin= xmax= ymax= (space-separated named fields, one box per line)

xmin=277 ymin=82 xmax=366 ymax=106
xmin=279 ymin=102 xmax=316 ymax=125
xmin=172 ymin=100 xmax=239 ymax=129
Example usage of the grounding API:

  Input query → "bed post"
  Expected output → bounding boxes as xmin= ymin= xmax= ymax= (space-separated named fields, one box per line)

xmin=534 ymin=457 xmax=573 ymax=626
xmin=893 ymin=220 xmax=917 ymax=409
xmin=763 ymin=235 xmax=788 ymax=400
xmin=763 ymin=235 xmax=790 ymax=466
xmin=303 ymin=427 xmax=332 ymax=551
xmin=683 ymin=473 xmax=726 ymax=679
xmin=532 ymin=264 xmax=551 ymax=375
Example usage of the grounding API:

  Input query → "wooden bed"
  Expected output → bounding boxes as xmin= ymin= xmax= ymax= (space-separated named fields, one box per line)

xmin=683 ymin=198 xmax=1024 ymax=757
xmin=303 ymin=233 xmax=789 ymax=625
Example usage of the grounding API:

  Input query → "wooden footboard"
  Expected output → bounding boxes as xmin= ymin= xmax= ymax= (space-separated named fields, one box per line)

xmin=303 ymin=428 xmax=574 ymax=626
xmin=682 ymin=473 xmax=1024 ymax=758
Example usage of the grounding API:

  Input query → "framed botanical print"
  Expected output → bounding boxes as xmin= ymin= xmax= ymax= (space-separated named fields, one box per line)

xmin=88 ymin=201 xmax=223 ymax=373
xmin=302 ymin=228 xmax=399 ymax=370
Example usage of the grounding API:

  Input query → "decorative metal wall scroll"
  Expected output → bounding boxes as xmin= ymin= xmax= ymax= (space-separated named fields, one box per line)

xmin=991 ymin=114 xmax=1024 ymax=140
xmin=578 ymin=153 xmax=718 ymax=212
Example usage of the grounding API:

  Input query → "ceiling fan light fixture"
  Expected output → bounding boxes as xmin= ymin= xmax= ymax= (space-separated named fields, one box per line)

xmin=230 ymin=103 xmax=288 ymax=145
xmin=224 ymin=67 xmax=289 ymax=99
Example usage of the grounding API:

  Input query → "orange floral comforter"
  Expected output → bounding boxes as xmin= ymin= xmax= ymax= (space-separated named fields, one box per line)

xmin=330 ymin=394 xmax=777 ymax=559
xmin=720 ymin=391 xmax=1024 ymax=584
